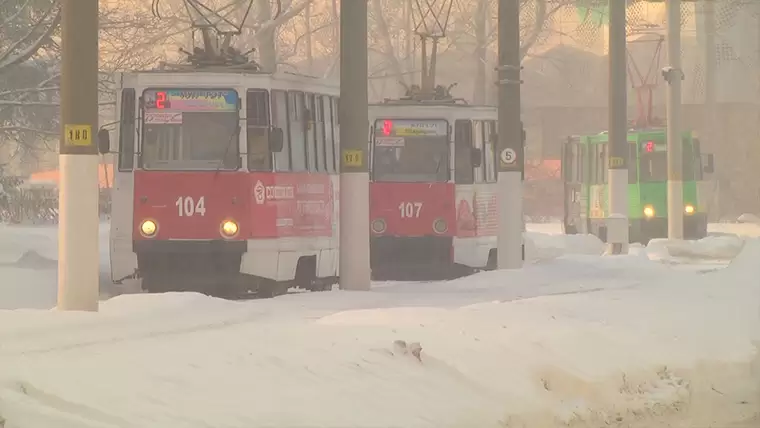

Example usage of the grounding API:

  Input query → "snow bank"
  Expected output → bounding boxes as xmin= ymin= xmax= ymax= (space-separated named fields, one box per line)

xmin=647 ymin=234 xmax=745 ymax=263
xmin=737 ymin=213 xmax=760 ymax=224
xmin=1 ymin=241 xmax=759 ymax=427
xmin=0 ymin=223 xmax=114 ymax=310
xmin=709 ymin=220 xmax=760 ymax=238
xmin=525 ymin=231 xmax=605 ymax=262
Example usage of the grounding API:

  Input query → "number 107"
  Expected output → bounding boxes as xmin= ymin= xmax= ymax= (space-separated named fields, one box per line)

xmin=398 ymin=202 xmax=422 ymax=218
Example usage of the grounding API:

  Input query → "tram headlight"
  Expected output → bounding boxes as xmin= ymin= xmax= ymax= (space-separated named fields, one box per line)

xmin=643 ymin=205 xmax=655 ymax=218
xmin=140 ymin=219 xmax=158 ymax=237
xmin=371 ymin=218 xmax=387 ymax=234
xmin=220 ymin=220 xmax=239 ymax=238
xmin=684 ymin=204 xmax=695 ymax=215
xmin=432 ymin=218 xmax=448 ymax=234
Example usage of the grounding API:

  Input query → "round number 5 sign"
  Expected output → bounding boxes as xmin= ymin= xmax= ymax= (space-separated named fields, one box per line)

xmin=500 ymin=148 xmax=517 ymax=165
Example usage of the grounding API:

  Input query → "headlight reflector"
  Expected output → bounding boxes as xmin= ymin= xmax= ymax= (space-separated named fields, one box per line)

xmin=371 ymin=218 xmax=387 ymax=234
xmin=432 ymin=218 xmax=448 ymax=234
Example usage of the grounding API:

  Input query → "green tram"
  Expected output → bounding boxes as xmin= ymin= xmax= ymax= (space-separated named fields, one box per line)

xmin=561 ymin=128 xmax=715 ymax=244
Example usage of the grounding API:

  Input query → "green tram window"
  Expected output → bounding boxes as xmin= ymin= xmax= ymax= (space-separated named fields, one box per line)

xmin=639 ymin=138 xmax=666 ymax=182
xmin=640 ymin=152 xmax=667 ymax=182
xmin=682 ymin=138 xmax=696 ymax=181
xmin=638 ymin=136 xmax=698 ymax=182
xmin=580 ymin=144 xmax=589 ymax=183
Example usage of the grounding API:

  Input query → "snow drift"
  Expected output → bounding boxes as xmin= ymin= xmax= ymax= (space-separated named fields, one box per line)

xmin=0 ymin=239 xmax=758 ymax=427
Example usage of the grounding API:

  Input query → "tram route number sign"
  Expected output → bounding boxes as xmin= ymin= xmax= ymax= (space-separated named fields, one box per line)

xmin=342 ymin=149 xmax=363 ymax=167
xmin=499 ymin=148 xmax=517 ymax=166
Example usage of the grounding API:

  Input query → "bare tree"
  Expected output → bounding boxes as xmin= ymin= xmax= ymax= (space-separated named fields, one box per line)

xmin=465 ymin=0 xmax=573 ymax=104
xmin=247 ymin=0 xmax=312 ymax=71
xmin=369 ymin=0 xmax=408 ymax=88
xmin=0 ymin=0 xmax=191 ymax=166
xmin=364 ymin=0 xmax=566 ymax=102
xmin=0 ymin=0 xmax=61 ymax=163
xmin=276 ymin=0 xmax=334 ymax=73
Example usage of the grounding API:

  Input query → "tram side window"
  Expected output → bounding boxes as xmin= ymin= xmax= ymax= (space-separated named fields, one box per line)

xmin=580 ymin=144 xmax=588 ymax=183
xmin=589 ymin=144 xmax=599 ymax=184
xmin=246 ymin=89 xmax=272 ymax=171
xmin=572 ymin=143 xmax=581 ymax=182
xmin=472 ymin=121 xmax=485 ymax=183
xmin=454 ymin=119 xmax=474 ymax=184
xmin=598 ymin=145 xmax=605 ymax=184
xmin=314 ymin=95 xmax=326 ymax=172
xmin=332 ymin=97 xmax=340 ymax=172
xmin=629 ymin=143 xmax=638 ymax=183
xmin=691 ymin=138 xmax=703 ymax=180
xmin=271 ymin=90 xmax=291 ymax=171
xmin=682 ymin=138 xmax=695 ymax=181
xmin=313 ymin=94 xmax=328 ymax=172
xmin=600 ymin=144 xmax=608 ymax=184
xmin=118 ymin=88 xmax=136 ymax=171
xmin=483 ymin=120 xmax=497 ymax=183
xmin=305 ymin=94 xmax=319 ymax=172
xmin=563 ymin=142 xmax=577 ymax=183
xmin=561 ymin=143 xmax=571 ymax=182
xmin=288 ymin=91 xmax=308 ymax=171
xmin=322 ymin=95 xmax=335 ymax=173
xmin=593 ymin=144 xmax=605 ymax=184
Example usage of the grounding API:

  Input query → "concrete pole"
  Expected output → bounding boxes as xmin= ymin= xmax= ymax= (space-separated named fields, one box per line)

xmin=665 ymin=0 xmax=684 ymax=240
xmin=58 ymin=0 xmax=100 ymax=311
xmin=338 ymin=0 xmax=371 ymax=290
xmin=606 ymin=0 xmax=629 ymax=254
xmin=702 ymin=0 xmax=716 ymax=154
xmin=496 ymin=0 xmax=524 ymax=269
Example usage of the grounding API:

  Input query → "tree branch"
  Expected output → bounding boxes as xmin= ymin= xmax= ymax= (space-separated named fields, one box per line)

xmin=254 ymin=0 xmax=312 ymax=36
xmin=0 ymin=3 xmax=61 ymax=70
xmin=0 ymin=87 xmax=60 ymax=98
xmin=0 ymin=126 xmax=58 ymax=136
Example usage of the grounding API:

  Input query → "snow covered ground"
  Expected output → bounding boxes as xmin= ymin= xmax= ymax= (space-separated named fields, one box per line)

xmin=0 ymin=221 xmax=759 ymax=427
xmin=0 ymin=223 xmax=111 ymax=310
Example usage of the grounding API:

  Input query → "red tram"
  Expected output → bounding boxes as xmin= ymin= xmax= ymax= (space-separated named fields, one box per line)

xmin=367 ymin=89 xmax=509 ymax=279
xmin=105 ymin=69 xmax=341 ymax=297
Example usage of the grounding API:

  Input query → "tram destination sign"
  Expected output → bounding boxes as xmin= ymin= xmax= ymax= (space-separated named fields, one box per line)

xmin=143 ymin=88 xmax=238 ymax=112
xmin=375 ymin=119 xmax=447 ymax=137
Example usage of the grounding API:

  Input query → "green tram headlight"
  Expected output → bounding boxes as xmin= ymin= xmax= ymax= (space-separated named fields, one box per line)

xmin=684 ymin=204 xmax=695 ymax=215
xmin=643 ymin=205 xmax=655 ymax=218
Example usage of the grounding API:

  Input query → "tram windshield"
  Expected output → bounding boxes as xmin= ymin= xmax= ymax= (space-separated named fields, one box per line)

xmin=371 ymin=119 xmax=449 ymax=182
xmin=140 ymin=88 xmax=239 ymax=170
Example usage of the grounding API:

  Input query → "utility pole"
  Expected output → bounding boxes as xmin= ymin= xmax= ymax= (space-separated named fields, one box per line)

xmin=496 ymin=0 xmax=524 ymax=269
xmin=58 ymin=0 xmax=100 ymax=311
xmin=338 ymin=0 xmax=371 ymax=291
xmin=606 ymin=0 xmax=630 ymax=254
xmin=664 ymin=0 xmax=685 ymax=239
xmin=702 ymin=0 xmax=716 ymax=159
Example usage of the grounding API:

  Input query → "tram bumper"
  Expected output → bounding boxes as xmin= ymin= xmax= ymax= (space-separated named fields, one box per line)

xmin=370 ymin=235 xmax=456 ymax=279
xmin=634 ymin=213 xmax=708 ymax=242
xmin=134 ymin=240 xmax=247 ymax=292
